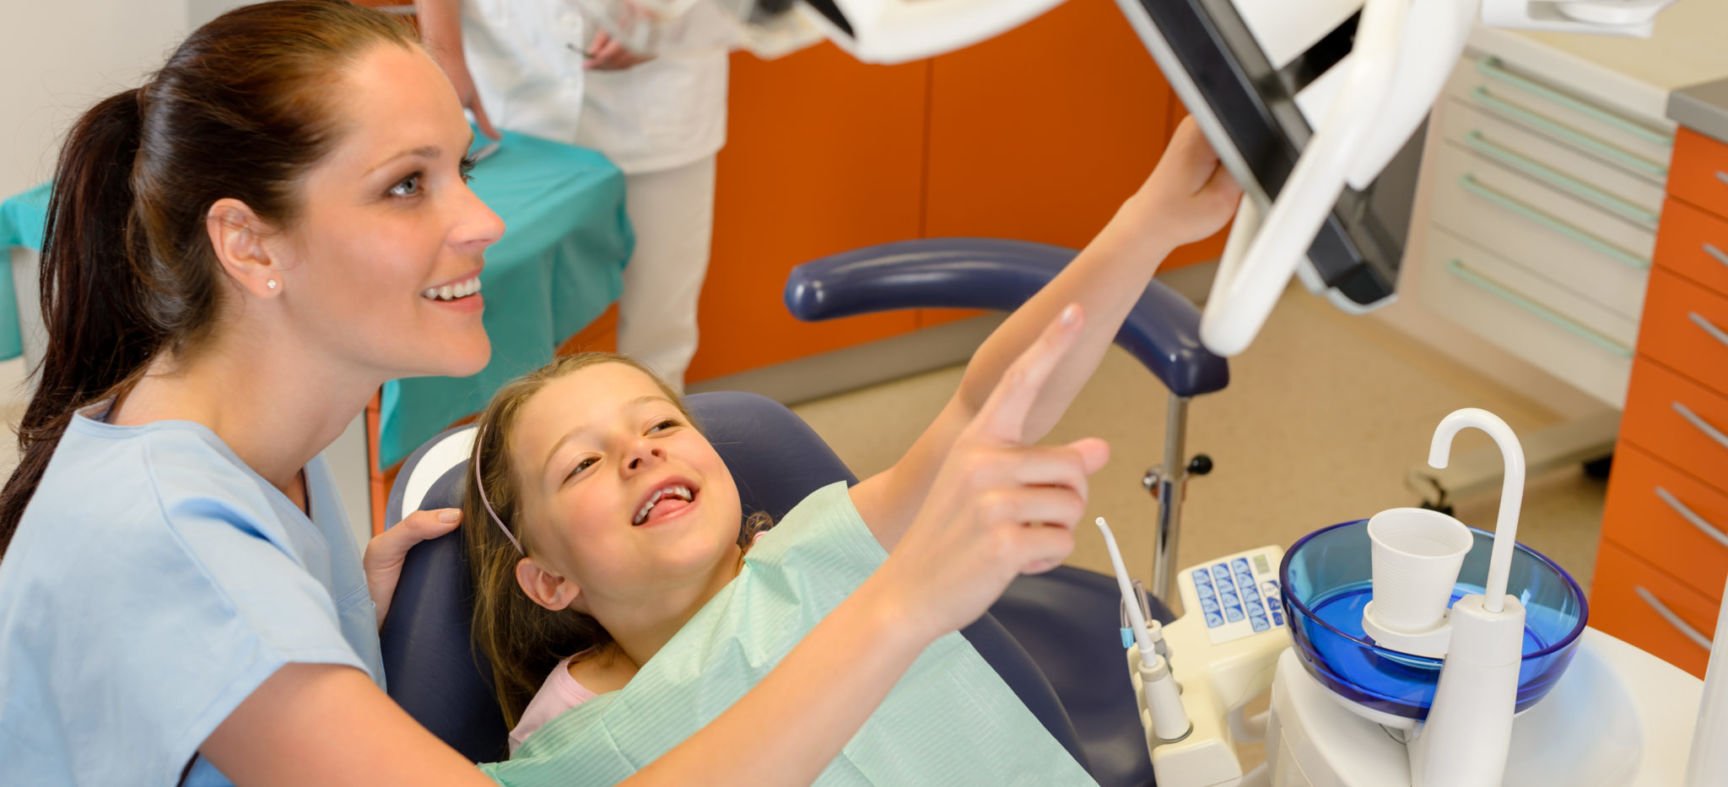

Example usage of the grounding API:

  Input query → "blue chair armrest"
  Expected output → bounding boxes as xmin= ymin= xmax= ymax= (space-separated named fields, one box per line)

xmin=784 ymin=238 xmax=1229 ymax=398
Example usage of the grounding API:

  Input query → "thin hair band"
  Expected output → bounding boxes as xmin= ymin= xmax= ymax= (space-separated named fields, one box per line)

xmin=473 ymin=423 xmax=524 ymax=555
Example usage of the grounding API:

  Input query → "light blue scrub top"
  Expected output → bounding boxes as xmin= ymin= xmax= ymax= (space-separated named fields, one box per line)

xmin=0 ymin=405 xmax=384 ymax=786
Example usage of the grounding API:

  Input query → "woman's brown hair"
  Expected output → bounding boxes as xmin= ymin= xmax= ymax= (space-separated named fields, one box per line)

xmin=0 ymin=1 xmax=417 ymax=555
xmin=464 ymin=352 xmax=771 ymax=726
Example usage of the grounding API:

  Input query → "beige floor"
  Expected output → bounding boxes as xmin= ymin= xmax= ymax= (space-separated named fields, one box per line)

xmin=789 ymin=286 xmax=1609 ymax=603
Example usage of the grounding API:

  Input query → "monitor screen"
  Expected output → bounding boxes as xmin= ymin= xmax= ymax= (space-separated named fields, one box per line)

xmin=1118 ymin=0 xmax=1427 ymax=310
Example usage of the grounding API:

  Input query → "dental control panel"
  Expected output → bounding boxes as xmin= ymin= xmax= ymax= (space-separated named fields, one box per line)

xmin=1181 ymin=547 xmax=1286 ymax=645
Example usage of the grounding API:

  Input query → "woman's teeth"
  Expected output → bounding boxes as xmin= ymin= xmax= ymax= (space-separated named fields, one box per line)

xmin=423 ymin=278 xmax=482 ymax=301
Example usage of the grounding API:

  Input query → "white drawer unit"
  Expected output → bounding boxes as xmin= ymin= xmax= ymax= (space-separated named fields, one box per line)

xmin=1425 ymin=137 xmax=1654 ymax=321
xmin=1420 ymin=229 xmax=1636 ymax=407
xmin=1442 ymin=56 xmax=1675 ymax=176
xmin=1410 ymin=52 xmax=1676 ymax=407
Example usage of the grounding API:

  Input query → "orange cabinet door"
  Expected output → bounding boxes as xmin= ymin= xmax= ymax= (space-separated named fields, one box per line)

xmin=1591 ymin=540 xmax=1719 ymax=677
xmin=924 ymin=0 xmax=1174 ymax=251
xmin=1600 ymin=443 xmax=1728 ymax=601
xmin=691 ymin=46 xmax=931 ymax=384
xmin=1655 ymin=196 xmax=1728 ymax=301
xmin=1667 ymin=129 xmax=1728 ymax=221
xmin=1638 ymin=268 xmax=1728 ymax=400
xmin=1618 ymin=349 xmax=1728 ymax=488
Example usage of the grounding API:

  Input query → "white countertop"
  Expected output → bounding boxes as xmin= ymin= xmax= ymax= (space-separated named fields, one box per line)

xmin=1468 ymin=0 xmax=1728 ymax=124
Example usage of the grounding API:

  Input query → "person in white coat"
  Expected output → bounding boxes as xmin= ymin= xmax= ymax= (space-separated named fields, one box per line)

xmin=418 ymin=0 xmax=740 ymax=391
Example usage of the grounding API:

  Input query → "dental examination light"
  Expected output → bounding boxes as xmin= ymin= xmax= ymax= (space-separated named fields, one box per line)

xmin=577 ymin=0 xmax=1676 ymax=357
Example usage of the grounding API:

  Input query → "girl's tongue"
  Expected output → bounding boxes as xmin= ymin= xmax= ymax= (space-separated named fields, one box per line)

xmin=641 ymin=496 xmax=693 ymax=526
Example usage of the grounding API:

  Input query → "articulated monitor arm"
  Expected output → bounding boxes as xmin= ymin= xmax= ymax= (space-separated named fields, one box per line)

xmin=583 ymin=0 xmax=1677 ymax=356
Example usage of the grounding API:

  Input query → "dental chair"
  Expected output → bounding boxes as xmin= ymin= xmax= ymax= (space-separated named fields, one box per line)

xmin=381 ymin=238 xmax=1227 ymax=786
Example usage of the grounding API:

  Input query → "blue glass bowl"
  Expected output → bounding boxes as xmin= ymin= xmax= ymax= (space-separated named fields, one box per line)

xmin=1279 ymin=519 xmax=1588 ymax=720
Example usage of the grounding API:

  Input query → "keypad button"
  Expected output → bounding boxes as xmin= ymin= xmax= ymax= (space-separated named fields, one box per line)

xmin=1220 ymin=589 xmax=1240 ymax=605
xmin=1206 ymin=612 xmax=1224 ymax=628
xmin=1251 ymin=617 xmax=1269 ymax=632
xmin=1201 ymin=598 xmax=1220 ymax=614
xmin=1212 ymin=565 xmax=1231 ymax=582
xmin=1225 ymin=606 xmax=1244 ymax=622
xmin=1232 ymin=558 xmax=1249 ymax=571
xmin=1263 ymin=581 xmax=1280 ymax=596
xmin=1193 ymin=569 xmax=1210 ymax=584
xmin=1197 ymin=583 xmax=1216 ymax=600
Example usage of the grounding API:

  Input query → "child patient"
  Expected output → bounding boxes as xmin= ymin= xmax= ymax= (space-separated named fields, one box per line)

xmin=465 ymin=120 xmax=1240 ymax=785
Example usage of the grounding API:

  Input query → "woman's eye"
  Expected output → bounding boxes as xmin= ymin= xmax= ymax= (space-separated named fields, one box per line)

xmin=458 ymin=156 xmax=478 ymax=184
xmin=388 ymin=172 xmax=423 ymax=198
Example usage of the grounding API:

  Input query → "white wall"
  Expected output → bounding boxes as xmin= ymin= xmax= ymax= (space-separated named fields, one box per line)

xmin=0 ymin=1 xmax=196 ymax=400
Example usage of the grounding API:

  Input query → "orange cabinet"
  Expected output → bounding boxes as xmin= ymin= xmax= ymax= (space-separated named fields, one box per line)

xmin=924 ymin=0 xmax=1174 ymax=249
xmin=1592 ymin=540 xmax=1718 ymax=677
xmin=691 ymin=45 xmax=931 ymax=383
xmin=1667 ymin=129 xmax=1728 ymax=219
xmin=1593 ymin=125 xmax=1728 ymax=674
xmin=692 ymin=2 xmax=1205 ymax=381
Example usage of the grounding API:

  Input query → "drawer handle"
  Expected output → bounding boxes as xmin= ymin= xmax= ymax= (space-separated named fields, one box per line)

xmin=1469 ymin=87 xmax=1667 ymax=178
xmin=1458 ymin=175 xmax=1650 ymax=270
xmin=1707 ymin=244 xmax=1728 ymax=270
xmin=1463 ymin=131 xmax=1660 ymax=229
xmin=1693 ymin=312 xmax=1728 ymax=351
xmin=1673 ymin=401 xmax=1728 ymax=454
xmin=1476 ymin=57 xmax=1672 ymax=148
xmin=1656 ymin=486 xmax=1728 ymax=550
xmin=1445 ymin=259 xmax=1633 ymax=357
xmin=1634 ymin=586 xmax=1713 ymax=650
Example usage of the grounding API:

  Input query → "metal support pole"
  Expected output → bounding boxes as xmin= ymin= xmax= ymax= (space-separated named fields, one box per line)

xmin=1149 ymin=396 xmax=1190 ymax=604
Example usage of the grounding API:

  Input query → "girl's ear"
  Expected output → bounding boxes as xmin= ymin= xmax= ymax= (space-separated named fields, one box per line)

xmin=515 ymin=556 xmax=582 ymax=612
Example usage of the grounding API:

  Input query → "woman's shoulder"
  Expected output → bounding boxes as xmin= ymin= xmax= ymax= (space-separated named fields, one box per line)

xmin=21 ymin=419 xmax=294 ymax=556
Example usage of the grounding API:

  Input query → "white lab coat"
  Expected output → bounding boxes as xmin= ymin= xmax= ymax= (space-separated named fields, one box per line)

xmin=460 ymin=0 xmax=734 ymax=174
xmin=459 ymin=0 xmax=745 ymax=387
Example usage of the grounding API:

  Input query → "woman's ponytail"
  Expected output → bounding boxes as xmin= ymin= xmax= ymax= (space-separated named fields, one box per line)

xmin=0 ymin=88 xmax=157 ymax=556
xmin=0 ymin=0 xmax=420 ymax=559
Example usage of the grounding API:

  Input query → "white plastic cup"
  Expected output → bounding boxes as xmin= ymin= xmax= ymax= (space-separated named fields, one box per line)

xmin=1367 ymin=507 xmax=1473 ymax=633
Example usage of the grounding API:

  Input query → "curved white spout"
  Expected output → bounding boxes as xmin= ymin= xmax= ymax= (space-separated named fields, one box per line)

xmin=1427 ymin=408 xmax=1525 ymax=613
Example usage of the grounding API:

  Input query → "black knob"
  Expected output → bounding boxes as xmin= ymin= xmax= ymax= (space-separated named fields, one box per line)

xmin=1187 ymin=454 xmax=1214 ymax=476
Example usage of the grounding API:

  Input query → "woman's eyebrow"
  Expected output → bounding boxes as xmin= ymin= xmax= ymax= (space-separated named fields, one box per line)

xmin=364 ymin=145 xmax=440 ymax=175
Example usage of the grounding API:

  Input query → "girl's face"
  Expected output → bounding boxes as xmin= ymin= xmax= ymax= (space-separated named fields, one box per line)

xmin=268 ymin=42 xmax=503 ymax=380
xmin=510 ymin=362 xmax=744 ymax=612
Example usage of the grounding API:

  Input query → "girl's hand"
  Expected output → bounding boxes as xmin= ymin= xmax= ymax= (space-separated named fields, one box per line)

xmin=363 ymin=509 xmax=462 ymax=627
xmin=878 ymin=305 xmax=1110 ymax=641
xmin=1120 ymin=116 xmax=1244 ymax=248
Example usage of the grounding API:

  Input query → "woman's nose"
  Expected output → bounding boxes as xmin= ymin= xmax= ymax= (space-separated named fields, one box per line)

xmin=451 ymin=182 xmax=505 ymax=252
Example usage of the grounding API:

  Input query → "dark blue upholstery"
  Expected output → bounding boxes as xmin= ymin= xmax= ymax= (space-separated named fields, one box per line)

xmin=381 ymin=392 xmax=1128 ymax=779
xmin=784 ymin=238 xmax=1229 ymax=399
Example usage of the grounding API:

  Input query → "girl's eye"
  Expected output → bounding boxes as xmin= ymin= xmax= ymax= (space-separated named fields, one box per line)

xmin=458 ymin=156 xmax=478 ymax=184
xmin=649 ymin=419 xmax=680 ymax=434
xmin=388 ymin=172 xmax=423 ymax=198
xmin=565 ymin=456 xmax=598 ymax=481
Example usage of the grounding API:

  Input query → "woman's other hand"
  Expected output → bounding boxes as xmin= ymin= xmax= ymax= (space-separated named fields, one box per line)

xmin=363 ymin=508 xmax=462 ymax=627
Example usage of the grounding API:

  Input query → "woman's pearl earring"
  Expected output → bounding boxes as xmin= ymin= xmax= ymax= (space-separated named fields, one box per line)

xmin=266 ymin=279 xmax=278 ymax=290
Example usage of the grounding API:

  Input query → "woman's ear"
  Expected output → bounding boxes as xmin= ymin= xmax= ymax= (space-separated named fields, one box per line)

xmin=515 ymin=556 xmax=582 ymax=612
xmin=206 ymin=198 xmax=283 ymax=298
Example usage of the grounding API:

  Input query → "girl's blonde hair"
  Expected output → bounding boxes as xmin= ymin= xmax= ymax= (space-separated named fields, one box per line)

xmin=463 ymin=352 xmax=769 ymax=725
